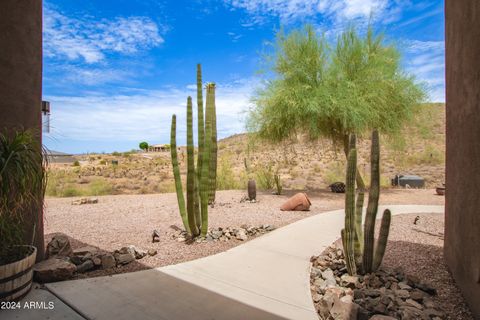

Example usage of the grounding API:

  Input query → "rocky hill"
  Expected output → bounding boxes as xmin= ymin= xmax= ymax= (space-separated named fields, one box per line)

xmin=46 ymin=104 xmax=445 ymax=197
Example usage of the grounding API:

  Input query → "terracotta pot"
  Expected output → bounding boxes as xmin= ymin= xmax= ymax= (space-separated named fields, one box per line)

xmin=436 ymin=187 xmax=445 ymax=196
xmin=280 ymin=193 xmax=311 ymax=211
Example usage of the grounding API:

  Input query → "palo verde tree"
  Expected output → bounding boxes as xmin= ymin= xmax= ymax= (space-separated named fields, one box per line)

xmin=248 ymin=24 xmax=426 ymax=189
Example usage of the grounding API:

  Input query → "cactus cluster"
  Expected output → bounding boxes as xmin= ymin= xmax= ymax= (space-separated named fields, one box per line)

xmin=341 ymin=130 xmax=391 ymax=275
xmin=170 ymin=64 xmax=218 ymax=237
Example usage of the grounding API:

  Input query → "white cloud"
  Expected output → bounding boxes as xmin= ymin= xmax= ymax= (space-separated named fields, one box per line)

xmin=224 ymin=0 xmax=393 ymax=24
xmin=44 ymin=79 xmax=258 ymax=145
xmin=405 ymin=40 xmax=445 ymax=102
xmin=43 ymin=7 xmax=164 ymax=63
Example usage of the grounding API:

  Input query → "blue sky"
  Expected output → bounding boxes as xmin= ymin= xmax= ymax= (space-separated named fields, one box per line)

xmin=43 ymin=0 xmax=445 ymax=154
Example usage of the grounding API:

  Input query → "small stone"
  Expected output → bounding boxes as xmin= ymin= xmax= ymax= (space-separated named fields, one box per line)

xmin=330 ymin=299 xmax=358 ymax=320
xmin=395 ymin=289 xmax=410 ymax=299
xmin=114 ymin=252 xmax=135 ymax=265
xmin=423 ymin=308 xmax=444 ymax=318
xmin=364 ymin=289 xmax=381 ymax=298
xmin=46 ymin=234 xmax=73 ymax=258
xmin=101 ymin=254 xmax=116 ymax=269
xmin=76 ymin=260 xmax=94 ymax=273
xmin=147 ymin=249 xmax=158 ymax=256
xmin=73 ymin=246 xmax=98 ymax=256
xmin=369 ymin=316 xmax=397 ymax=320
xmin=405 ymin=298 xmax=423 ymax=309
xmin=410 ymin=289 xmax=425 ymax=302
xmin=69 ymin=255 xmax=83 ymax=265
xmin=341 ymin=274 xmax=360 ymax=289
xmin=236 ymin=229 xmax=248 ymax=241
xmin=211 ymin=230 xmax=223 ymax=239
xmin=312 ymin=293 xmax=322 ymax=302
xmin=92 ymin=256 xmax=102 ymax=266
xmin=134 ymin=248 xmax=147 ymax=259
xmin=398 ymin=282 xmax=412 ymax=290
xmin=177 ymin=237 xmax=186 ymax=242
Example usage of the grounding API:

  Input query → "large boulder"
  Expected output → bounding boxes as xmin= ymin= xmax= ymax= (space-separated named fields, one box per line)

xmin=33 ymin=258 xmax=76 ymax=283
xmin=46 ymin=234 xmax=73 ymax=258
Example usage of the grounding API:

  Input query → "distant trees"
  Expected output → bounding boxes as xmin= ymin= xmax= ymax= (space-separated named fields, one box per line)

xmin=139 ymin=141 xmax=149 ymax=152
xmin=248 ymin=24 xmax=426 ymax=188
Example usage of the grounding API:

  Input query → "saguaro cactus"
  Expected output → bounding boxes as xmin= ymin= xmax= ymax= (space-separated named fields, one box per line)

xmin=342 ymin=130 xmax=391 ymax=275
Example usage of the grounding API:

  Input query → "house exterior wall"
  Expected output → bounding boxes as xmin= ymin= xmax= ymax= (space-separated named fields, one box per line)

xmin=0 ymin=1 xmax=44 ymax=260
xmin=445 ymin=0 xmax=480 ymax=317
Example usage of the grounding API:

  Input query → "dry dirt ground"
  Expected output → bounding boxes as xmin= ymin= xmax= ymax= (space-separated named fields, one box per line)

xmin=44 ymin=189 xmax=444 ymax=279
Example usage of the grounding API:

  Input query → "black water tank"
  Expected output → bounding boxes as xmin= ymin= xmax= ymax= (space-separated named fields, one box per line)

xmin=391 ymin=175 xmax=425 ymax=188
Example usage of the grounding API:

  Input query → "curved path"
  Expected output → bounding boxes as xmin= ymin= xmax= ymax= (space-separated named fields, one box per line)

xmin=5 ymin=205 xmax=443 ymax=320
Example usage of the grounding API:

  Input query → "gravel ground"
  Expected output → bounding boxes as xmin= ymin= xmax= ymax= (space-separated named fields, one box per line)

xmin=44 ymin=189 xmax=444 ymax=279
xmin=381 ymin=213 xmax=474 ymax=319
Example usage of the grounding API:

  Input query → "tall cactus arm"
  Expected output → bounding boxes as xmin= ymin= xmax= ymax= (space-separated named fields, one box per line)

xmin=354 ymin=190 xmax=364 ymax=269
xmin=362 ymin=129 xmax=380 ymax=273
xmin=196 ymin=64 xmax=205 ymax=185
xmin=373 ymin=209 xmax=391 ymax=271
xmin=208 ymin=84 xmax=218 ymax=204
xmin=170 ymin=115 xmax=190 ymax=234
xmin=200 ymin=83 xmax=215 ymax=236
xmin=186 ymin=97 xmax=199 ymax=236
xmin=344 ymin=147 xmax=357 ymax=275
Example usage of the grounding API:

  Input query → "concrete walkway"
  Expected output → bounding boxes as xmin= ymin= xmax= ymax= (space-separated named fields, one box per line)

xmin=3 ymin=205 xmax=443 ymax=320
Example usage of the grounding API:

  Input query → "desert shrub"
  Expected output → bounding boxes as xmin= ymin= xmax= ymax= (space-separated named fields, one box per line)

xmin=87 ymin=179 xmax=113 ymax=196
xmin=157 ymin=181 xmax=176 ymax=193
xmin=255 ymin=163 xmax=275 ymax=190
xmin=62 ymin=186 xmax=82 ymax=197
xmin=99 ymin=159 xmax=107 ymax=165
xmin=72 ymin=160 xmax=80 ymax=167
xmin=217 ymin=156 xmax=241 ymax=190
xmin=323 ymin=161 xmax=345 ymax=185
xmin=112 ymin=151 xmax=121 ymax=156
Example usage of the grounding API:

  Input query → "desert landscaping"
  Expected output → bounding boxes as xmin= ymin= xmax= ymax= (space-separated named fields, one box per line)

xmin=2 ymin=2 xmax=479 ymax=320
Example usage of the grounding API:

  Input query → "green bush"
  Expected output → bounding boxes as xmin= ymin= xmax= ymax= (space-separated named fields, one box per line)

xmin=323 ymin=161 xmax=345 ymax=185
xmin=72 ymin=160 xmax=80 ymax=167
xmin=217 ymin=156 xmax=241 ymax=190
xmin=255 ymin=163 xmax=275 ymax=190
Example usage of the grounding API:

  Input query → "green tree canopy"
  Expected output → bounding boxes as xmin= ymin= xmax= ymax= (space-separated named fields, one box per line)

xmin=248 ymin=24 xmax=426 ymax=149
xmin=139 ymin=141 xmax=149 ymax=151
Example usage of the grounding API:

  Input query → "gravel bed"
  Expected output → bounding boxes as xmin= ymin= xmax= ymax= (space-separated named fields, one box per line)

xmin=44 ymin=189 xmax=444 ymax=279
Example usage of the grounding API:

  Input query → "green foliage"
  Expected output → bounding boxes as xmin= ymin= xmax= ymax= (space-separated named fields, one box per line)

xmin=139 ymin=141 xmax=149 ymax=151
xmin=111 ymin=151 xmax=121 ymax=156
xmin=248 ymin=24 xmax=426 ymax=146
xmin=72 ymin=160 xmax=80 ymax=167
xmin=216 ymin=156 xmax=241 ymax=190
xmin=341 ymin=131 xmax=391 ymax=276
xmin=324 ymin=161 xmax=346 ymax=185
xmin=0 ymin=130 xmax=46 ymax=260
xmin=255 ymin=163 xmax=275 ymax=190
xmin=274 ymin=174 xmax=282 ymax=195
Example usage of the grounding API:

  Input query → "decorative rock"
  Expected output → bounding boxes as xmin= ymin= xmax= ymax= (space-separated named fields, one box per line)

xmin=69 ymin=255 xmax=83 ymax=266
xmin=76 ymin=260 xmax=94 ymax=273
xmin=147 ymin=249 xmax=158 ymax=256
xmin=395 ymin=289 xmax=410 ymax=299
xmin=134 ymin=248 xmax=147 ymax=259
xmin=46 ymin=234 xmax=73 ymax=258
xmin=71 ymin=197 xmax=98 ymax=205
xmin=369 ymin=316 xmax=397 ymax=320
xmin=92 ymin=256 xmax=102 ymax=266
xmin=236 ymin=229 xmax=248 ymax=241
xmin=330 ymin=298 xmax=358 ymax=320
xmin=101 ymin=254 xmax=116 ymax=269
xmin=34 ymin=258 xmax=76 ymax=283
xmin=73 ymin=246 xmax=98 ymax=256
xmin=341 ymin=274 xmax=360 ymax=289
xmin=114 ymin=252 xmax=135 ymax=265
xmin=398 ymin=282 xmax=412 ymax=290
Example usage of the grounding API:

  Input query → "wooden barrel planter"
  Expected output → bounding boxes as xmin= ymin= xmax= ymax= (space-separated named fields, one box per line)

xmin=0 ymin=246 xmax=37 ymax=302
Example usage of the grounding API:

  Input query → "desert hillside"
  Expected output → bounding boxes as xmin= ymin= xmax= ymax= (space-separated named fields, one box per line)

xmin=46 ymin=103 xmax=445 ymax=197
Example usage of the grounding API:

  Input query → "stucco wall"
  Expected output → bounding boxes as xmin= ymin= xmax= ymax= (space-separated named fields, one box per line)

xmin=0 ymin=1 xmax=44 ymax=260
xmin=445 ymin=0 xmax=480 ymax=317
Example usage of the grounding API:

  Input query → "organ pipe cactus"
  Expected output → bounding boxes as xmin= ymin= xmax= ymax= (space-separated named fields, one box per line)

xmin=208 ymin=84 xmax=218 ymax=204
xmin=341 ymin=130 xmax=391 ymax=275
xmin=170 ymin=65 xmax=217 ymax=238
